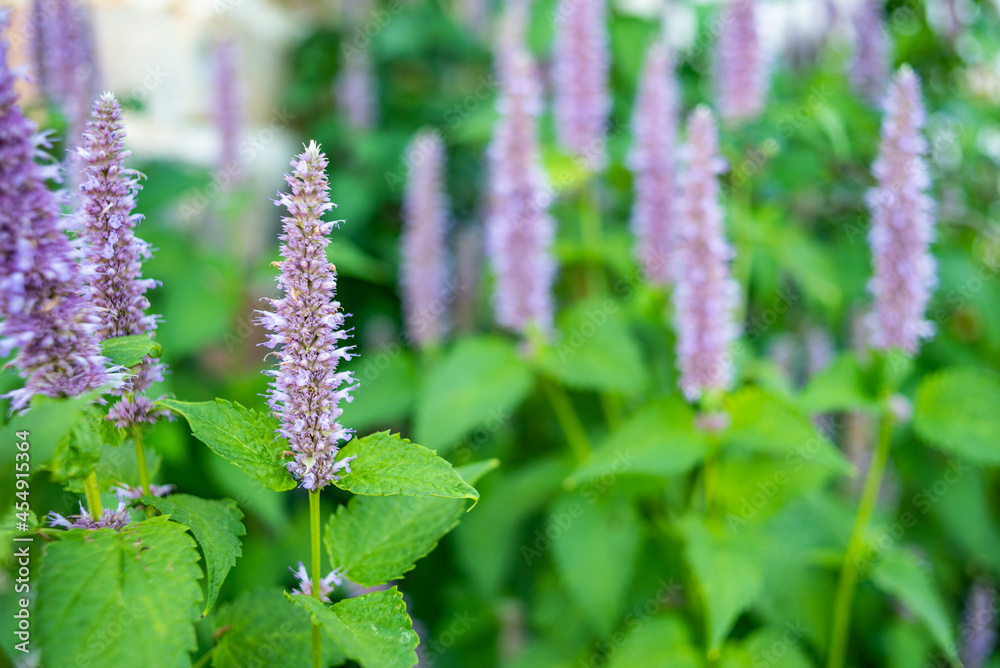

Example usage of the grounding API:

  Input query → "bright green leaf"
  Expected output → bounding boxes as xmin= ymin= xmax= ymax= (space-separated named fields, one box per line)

xmin=335 ymin=431 xmax=478 ymax=502
xmin=36 ymin=516 xmax=203 ymax=667
xmin=101 ymin=334 xmax=161 ymax=367
xmin=871 ymin=550 xmax=959 ymax=666
xmin=607 ymin=615 xmax=702 ymax=668
xmin=414 ymin=337 xmax=533 ymax=452
xmin=158 ymin=399 xmax=295 ymax=491
xmin=568 ymin=396 xmax=705 ymax=485
xmin=144 ymin=494 xmax=246 ymax=615
xmin=549 ymin=492 xmax=641 ymax=636
xmin=797 ymin=353 xmax=879 ymax=414
xmin=46 ymin=406 xmax=104 ymax=483
xmin=290 ymin=588 xmax=419 ymax=668
xmin=913 ymin=368 xmax=1000 ymax=465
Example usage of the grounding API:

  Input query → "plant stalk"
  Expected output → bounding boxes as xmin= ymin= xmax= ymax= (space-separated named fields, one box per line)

xmin=578 ymin=185 xmax=604 ymax=295
xmin=310 ymin=488 xmax=322 ymax=668
xmin=132 ymin=425 xmax=151 ymax=498
xmin=83 ymin=472 xmax=102 ymax=518
xmin=541 ymin=378 xmax=592 ymax=463
xmin=827 ymin=410 xmax=894 ymax=668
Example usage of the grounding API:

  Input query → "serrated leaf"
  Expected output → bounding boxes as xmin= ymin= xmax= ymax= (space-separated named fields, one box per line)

xmin=871 ymin=550 xmax=959 ymax=665
xmin=335 ymin=431 xmax=478 ymax=501
xmin=158 ymin=399 xmax=296 ymax=491
xmin=101 ymin=334 xmax=162 ymax=367
xmin=535 ymin=300 xmax=649 ymax=395
xmin=797 ymin=353 xmax=879 ymax=414
xmin=212 ymin=589 xmax=344 ymax=668
xmin=290 ymin=589 xmax=419 ymax=668
xmin=679 ymin=515 xmax=764 ymax=652
xmin=724 ymin=387 xmax=851 ymax=473
xmin=37 ymin=516 xmax=203 ymax=667
xmin=913 ymin=368 xmax=1000 ymax=465
xmin=568 ymin=396 xmax=706 ymax=485
xmin=549 ymin=492 xmax=641 ymax=636
xmin=414 ymin=337 xmax=533 ymax=452
xmin=144 ymin=494 xmax=246 ymax=615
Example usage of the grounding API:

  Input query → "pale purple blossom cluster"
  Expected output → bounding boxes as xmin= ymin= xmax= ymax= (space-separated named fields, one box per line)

xmin=715 ymin=0 xmax=765 ymax=123
xmin=48 ymin=498 xmax=131 ymax=531
xmin=256 ymin=142 xmax=358 ymax=490
xmin=401 ymin=130 xmax=450 ymax=348
xmin=212 ymin=36 xmax=245 ymax=173
xmin=552 ymin=0 xmax=610 ymax=168
xmin=0 ymin=30 xmax=110 ymax=410
xmin=290 ymin=561 xmax=344 ymax=602
xmin=850 ymin=0 xmax=890 ymax=106
xmin=486 ymin=48 xmax=555 ymax=335
xmin=961 ymin=582 xmax=998 ymax=668
xmin=672 ymin=107 xmax=740 ymax=401
xmin=865 ymin=66 xmax=936 ymax=354
xmin=335 ymin=48 xmax=379 ymax=132
xmin=629 ymin=40 xmax=679 ymax=286
xmin=111 ymin=482 xmax=175 ymax=500
xmin=77 ymin=93 xmax=167 ymax=427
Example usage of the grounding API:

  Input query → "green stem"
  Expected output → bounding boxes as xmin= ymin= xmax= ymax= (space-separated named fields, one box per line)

xmin=310 ymin=489 xmax=322 ymax=668
xmin=191 ymin=648 xmax=215 ymax=668
xmin=132 ymin=425 xmax=151 ymax=498
xmin=541 ymin=378 xmax=591 ymax=463
xmin=827 ymin=410 xmax=894 ymax=668
xmin=578 ymin=185 xmax=603 ymax=295
xmin=83 ymin=472 xmax=102 ymax=518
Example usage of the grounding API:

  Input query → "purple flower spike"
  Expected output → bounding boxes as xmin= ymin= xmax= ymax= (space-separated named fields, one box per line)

xmin=552 ymin=0 xmax=610 ymax=168
xmin=0 ymin=25 xmax=111 ymax=410
xmin=255 ymin=142 xmax=358 ymax=490
xmin=865 ymin=66 xmax=936 ymax=354
xmin=850 ymin=0 xmax=890 ymax=106
xmin=335 ymin=48 xmax=378 ymax=132
xmin=961 ymin=582 xmax=998 ymax=668
xmin=290 ymin=561 xmax=344 ymax=603
xmin=401 ymin=130 xmax=450 ymax=348
xmin=77 ymin=92 xmax=167 ymax=427
xmin=486 ymin=48 xmax=556 ymax=335
xmin=715 ymin=0 xmax=765 ymax=124
xmin=629 ymin=40 xmax=680 ymax=286
xmin=673 ymin=106 xmax=740 ymax=401
xmin=111 ymin=483 xmax=174 ymax=500
xmin=211 ymin=36 xmax=245 ymax=175
xmin=47 ymin=499 xmax=131 ymax=531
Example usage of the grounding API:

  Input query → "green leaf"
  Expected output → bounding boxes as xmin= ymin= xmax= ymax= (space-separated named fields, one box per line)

xmin=36 ymin=516 xmax=203 ymax=667
xmin=719 ymin=625 xmax=813 ymax=668
xmin=724 ymin=387 xmax=851 ymax=474
xmin=535 ymin=299 xmax=649 ymax=395
xmin=143 ymin=494 xmax=246 ymax=615
xmin=94 ymin=442 xmax=161 ymax=490
xmin=797 ymin=353 xmax=879 ymax=414
xmin=568 ymin=396 xmax=706 ymax=485
xmin=549 ymin=492 xmax=641 ymax=636
xmin=0 ymin=506 xmax=36 ymax=563
xmin=607 ymin=615 xmax=702 ymax=668
xmin=414 ymin=337 xmax=533 ymax=452
xmin=342 ymin=350 xmax=419 ymax=432
xmin=871 ymin=550 xmax=959 ymax=665
xmin=290 ymin=589 xmax=419 ymax=668
xmin=913 ymin=368 xmax=1000 ymax=465
xmin=101 ymin=334 xmax=162 ymax=367
xmin=679 ymin=515 xmax=764 ymax=652
xmin=46 ymin=406 xmax=105 ymax=483
xmin=0 ymin=394 xmax=95 ymax=467
xmin=212 ymin=589 xmax=344 ymax=668
xmin=158 ymin=399 xmax=296 ymax=491
xmin=335 ymin=431 xmax=478 ymax=502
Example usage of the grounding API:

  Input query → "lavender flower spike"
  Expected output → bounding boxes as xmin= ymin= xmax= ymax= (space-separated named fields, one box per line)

xmin=77 ymin=92 xmax=167 ymax=427
xmin=401 ymin=129 xmax=450 ymax=347
xmin=486 ymin=48 xmax=556 ymax=335
xmin=715 ymin=0 xmax=765 ymax=124
xmin=849 ymin=0 xmax=890 ymax=106
xmin=335 ymin=47 xmax=378 ymax=132
xmin=552 ymin=0 xmax=610 ymax=168
xmin=256 ymin=142 xmax=358 ymax=490
xmin=629 ymin=40 xmax=680 ymax=285
xmin=865 ymin=66 xmax=936 ymax=354
xmin=212 ymin=36 xmax=245 ymax=174
xmin=290 ymin=562 xmax=344 ymax=602
xmin=960 ymin=582 xmax=998 ymax=668
xmin=673 ymin=106 xmax=740 ymax=401
xmin=0 ymin=25 xmax=111 ymax=410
